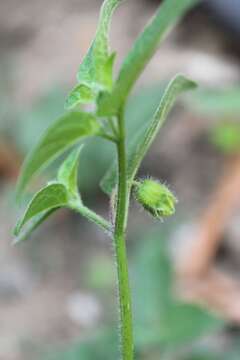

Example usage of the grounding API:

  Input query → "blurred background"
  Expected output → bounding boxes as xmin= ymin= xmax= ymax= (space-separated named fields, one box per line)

xmin=1 ymin=0 xmax=240 ymax=359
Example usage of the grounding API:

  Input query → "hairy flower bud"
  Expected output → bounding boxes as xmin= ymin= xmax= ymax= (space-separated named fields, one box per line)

xmin=134 ymin=179 xmax=177 ymax=218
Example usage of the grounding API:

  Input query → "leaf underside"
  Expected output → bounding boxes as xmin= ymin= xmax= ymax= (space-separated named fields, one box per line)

xmin=127 ymin=75 xmax=197 ymax=181
xmin=101 ymin=75 xmax=197 ymax=195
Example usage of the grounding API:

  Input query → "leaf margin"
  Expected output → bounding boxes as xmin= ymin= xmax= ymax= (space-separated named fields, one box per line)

xmin=14 ymin=182 xmax=69 ymax=236
xmin=16 ymin=111 xmax=100 ymax=199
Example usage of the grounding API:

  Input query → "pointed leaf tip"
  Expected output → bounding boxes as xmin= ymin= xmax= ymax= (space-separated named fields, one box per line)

xmin=13 ymin=208 xmax=58 ymax=245
xmin=14 ymin=183 xmax=68 ymax=237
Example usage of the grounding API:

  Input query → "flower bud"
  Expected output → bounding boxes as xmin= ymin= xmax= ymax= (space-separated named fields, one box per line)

xmin=134 ymin=179 xmax=177 ymax=218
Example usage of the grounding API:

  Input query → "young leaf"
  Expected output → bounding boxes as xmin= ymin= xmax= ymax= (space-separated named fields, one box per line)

xmin=64 ymin=84 xmax=95 ymax=110
xmin=16 ymin=111 xmax=100 ymax=198
xmin=14 ymin=183 xmax=68 ymax=236
xmin=97 ymin=0 xmax=198 ymax=116
xmin=77 ymin=0 xmax=119 ymax=88
xmin=101 ymin=75 xmax=197 ymax=195
xmin=58 ymin=145 xmax=83 ymax=198
xmin=65 ymin=0 xmax=121 ymax=110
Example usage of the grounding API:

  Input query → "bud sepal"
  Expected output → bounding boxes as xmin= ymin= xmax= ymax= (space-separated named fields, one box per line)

xmin=134 ymin=178 xmax=177 ymax=219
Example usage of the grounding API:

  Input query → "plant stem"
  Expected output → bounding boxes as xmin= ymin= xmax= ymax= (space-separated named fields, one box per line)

xmin=99 ymin=132 xmax=118 ymax=144
xmin=114 ymin=105 xmax=134 ymax=360
xmin=109 ymin=117 xmax=119 ymax=138
xmin=72 ymin=203 xmax=112 ymax=235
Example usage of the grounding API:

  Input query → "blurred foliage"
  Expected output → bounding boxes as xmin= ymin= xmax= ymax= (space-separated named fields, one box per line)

xmin=210 ymin=121 xmax=240 ymax=154
xmin=0 ymin=59 xmax=16 ymax=134
xmin=15 ymin=88 xmax=66 ymax=153
xmin=43 ymin=225 xmax=225 ymax=360
xmin=184 ymin=344 xmax=240 ymax=360
xmin=131 ymin=227 xmax=222 ymax=353
xmin=86 ymin=254 xmax=115 ymax=290
xmin=186 ymin=87 xmax=240 ymax=118
xmin=44 ymin=329 xmax=118 ymax=360
xmin=185 ymin=86 xmax=240 ymax=155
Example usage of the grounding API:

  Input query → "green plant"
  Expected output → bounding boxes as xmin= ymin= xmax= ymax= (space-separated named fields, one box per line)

xmin=184 ymin=85 xmax=240 ymax=154
xmin=14 ymin=0 xmax=199 ymax=359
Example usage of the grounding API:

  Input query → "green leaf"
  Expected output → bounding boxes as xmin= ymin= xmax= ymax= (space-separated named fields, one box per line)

xmin=14 ymin=183 xmax=68 ymax=236
xmin=16 ymin=111 xmax=100 ymax=198
xmin=65 ymin=0 xmax=121 ymax=109
xmin=186 ymin=86 xmax=240 ymax=117
xmin=97 ymin=0 xmax=199 ymax=116
xmin=101 ymin=75 xmax=197 ymax=195
xmin=58 ymin=145 xmax=83 ymax=198
xmin=158 ymin=303 xmax=222 ymax=346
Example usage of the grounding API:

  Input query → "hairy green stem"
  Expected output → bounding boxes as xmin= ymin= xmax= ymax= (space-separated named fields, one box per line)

xmin=114 ymin=106 xmax=134 ymax=359
xmin=72 ymin=203 xmax=112 ymax=234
